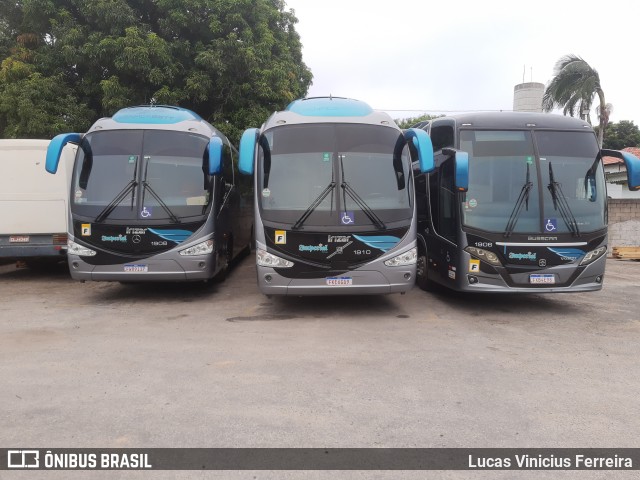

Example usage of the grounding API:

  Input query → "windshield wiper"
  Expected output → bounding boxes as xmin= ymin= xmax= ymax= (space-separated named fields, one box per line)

xmin=547 ymin=162 xmax=580 ymax=236
xmin=291 ymin=182 xmax=335 ymax=230
xmin=94 ymin=179 xmax=138 ymax=223
xmin=140 ymin=157 xmax=180 ymax=224
xmin=504 ymin=163 xmax=533 ymax=238
xmin=339 ymin=153 xmax=386 ymax=230
xmin=341 ymin=182 xmax=386 ymax=230
xmin=142 ymin=181 xmax=180 ymax=224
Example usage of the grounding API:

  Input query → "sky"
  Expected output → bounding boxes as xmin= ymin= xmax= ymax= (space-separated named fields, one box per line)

xmin=283 ymin=0 xmax=640 ymax=126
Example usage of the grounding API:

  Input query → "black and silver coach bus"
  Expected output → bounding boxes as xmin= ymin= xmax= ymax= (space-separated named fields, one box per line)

xmin=413 ymin=112 xmax=640 ymax=293
xmin=45 ymin=106 xmax=252 ymax=282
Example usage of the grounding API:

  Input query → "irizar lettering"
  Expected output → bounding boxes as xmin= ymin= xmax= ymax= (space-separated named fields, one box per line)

xmin=327 ymin=235 xmax=351 ymax=243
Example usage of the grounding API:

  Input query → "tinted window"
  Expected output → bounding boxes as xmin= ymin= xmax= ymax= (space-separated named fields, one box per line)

xmin=257 ymin=124 xmax=412 ymax=227
xmin=71 ymin=130 xmax=211 ymax=221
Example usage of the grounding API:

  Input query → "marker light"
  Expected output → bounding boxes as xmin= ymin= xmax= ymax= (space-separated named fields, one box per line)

xmin=68 ymin=240 xmax=96 ymax=257
xmin=579 ymin=246 xmax=607 ymax=266
xmin=464 ymin=246 xmax=502 ymax=266
xmin=179 ymin=239 xmax=214 ymax=256
xmin=256 ymin=248 xmax=294 ymax=268
xmin=384 ymin=247 xmax=417 ymax=267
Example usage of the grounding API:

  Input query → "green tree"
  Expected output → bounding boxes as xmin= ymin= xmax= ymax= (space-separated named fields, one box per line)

xmin=395 ymin=113 xmax=440 ymax=130
xmin=597 ymin=120 xmax=640 ymax=150
xmin=0 ymin=0 xmax=312 ymax=141
xmin=542 ymin=54 xmax=610 ymax=147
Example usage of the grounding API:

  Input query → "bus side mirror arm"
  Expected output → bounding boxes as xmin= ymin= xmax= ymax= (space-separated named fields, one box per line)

xmin=601 ymin=149 xmax=640 ymax=191
xmin=46 ymin=133 xmax=82 ymax=174
xmin=403 ymin=128 xmax=434 ymax=174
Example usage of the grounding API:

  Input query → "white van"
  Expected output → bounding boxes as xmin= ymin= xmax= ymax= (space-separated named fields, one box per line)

xmin=0 ymin=139 xmax=75 ymax=266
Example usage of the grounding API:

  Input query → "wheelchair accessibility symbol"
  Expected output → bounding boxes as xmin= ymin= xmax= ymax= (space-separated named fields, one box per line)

xmin=341 ymin=211 xmax=355 ymax=225
xmin=544 ymin=218 xmax=557 ymax=232
xmin=141 ymin=206 xmax=152 ymax=218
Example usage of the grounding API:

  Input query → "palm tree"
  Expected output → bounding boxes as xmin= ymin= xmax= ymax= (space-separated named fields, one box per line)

xmin=542 ymin=54 xmax=610 ymax=147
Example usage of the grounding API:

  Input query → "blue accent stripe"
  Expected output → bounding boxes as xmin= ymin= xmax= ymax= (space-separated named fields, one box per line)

xmin=148 ymin=229 xmax=193 ymax=244
xmin=353 ymin=235 xmax=401 ymax=252
xmin=548 ymin=248 xmax=584 ymax=260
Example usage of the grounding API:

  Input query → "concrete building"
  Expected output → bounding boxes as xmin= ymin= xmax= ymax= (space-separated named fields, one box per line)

xmin=513 ymin=82 xmax=544 ymax=113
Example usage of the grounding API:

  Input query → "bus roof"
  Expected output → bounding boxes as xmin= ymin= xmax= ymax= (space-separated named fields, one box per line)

xmin=262 ymin=97 xmax=399 ymax=130
xmin=427 ymin=112 xmax=593 ymax=131
xmin=86 ymin=105 xmax=225 ymax=139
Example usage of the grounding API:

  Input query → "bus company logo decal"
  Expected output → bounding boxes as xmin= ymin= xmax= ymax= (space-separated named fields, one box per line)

xmin=327 ymin=235 xmax=351 ymax=243
xmin=275 ymin=230 xmax=286 ymax=244
xmin=101 ymin=235 xmax=127 ymax=243
xmin=508 ymin=252 xmax=537 ymax=261
xmin=299 ymin=244 xmax=328 ymax=253
xmin=81 ymin=224 xmax=91 ymax=236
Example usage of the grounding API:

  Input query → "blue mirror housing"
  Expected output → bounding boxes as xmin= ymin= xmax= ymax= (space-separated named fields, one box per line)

xmin=239 ymin=128 xmax=259 ymax=175
xmin=208 ymin=136 xmax=223 ymax=175
xmin=46 ymin=133 xmax=81 ymax=174
xmin=602 ymin=149 xmax=640 ymax=190
xmin=404 ymin=128 xmax=434 ymax=173
xmin=454 ymin=151 xmax=469 ymax=192
xmin=444 ymin=148 xmax=469 ymax=192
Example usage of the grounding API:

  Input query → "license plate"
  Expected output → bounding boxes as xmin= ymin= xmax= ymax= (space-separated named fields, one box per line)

xmin=326 ymin=276 xmax=352 ymax=286
xmin=124 ymin=264 xmax=148 ymax=272
xmin=530 ymin=274 xmax=555 ymax=284
xmin=9 ymin=236 xmax=29 ymax=243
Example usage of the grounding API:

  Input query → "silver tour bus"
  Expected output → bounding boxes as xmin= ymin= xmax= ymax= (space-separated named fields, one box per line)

xmin=45 ymin=105 xmax=253 ymax=282
xmin=238 ymin=97 xmax=434 ymax=295
xmin=413 ymin=112 xmax=640 ymax=292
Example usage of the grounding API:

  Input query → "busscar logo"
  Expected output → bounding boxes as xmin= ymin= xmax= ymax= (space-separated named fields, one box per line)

xmin=8 ymin=450 xmax=39 ymax=468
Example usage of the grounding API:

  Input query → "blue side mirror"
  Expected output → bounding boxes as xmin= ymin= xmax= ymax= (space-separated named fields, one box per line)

xmin=442 ymin=148 xmax=469 ymax=192
xmin=455 ymin=151 xmax=469 ymax=192
xmin=239 ymin=128 xmax=259 ymax=175
xmin=404 ymin=128 xmax=434 ymax=173
xmin=208 ymin=136 xmax=223 ymax=175
xmin=601 ymin=149 xmax=640 ymax=190
xmin=46 ymin=133 xmax=81 ymax=174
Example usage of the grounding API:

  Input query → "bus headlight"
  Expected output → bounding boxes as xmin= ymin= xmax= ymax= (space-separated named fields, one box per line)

xmin=257 ymin=248 xmax=294 ymax=268
xmin=384 ymin=247 xmax=417 ymax=267
xmin=464 ymin=246 xmax=502 ymax=266
xmin=179 ymin=240 xmax=214 ymax=256
xmin=580 ymin=246 xmax=607 ymax=266
xmin=68 ymin=240 xmax=97 ymax=257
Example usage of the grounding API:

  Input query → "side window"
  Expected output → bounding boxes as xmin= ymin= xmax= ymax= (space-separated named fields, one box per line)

xmin=439 ymin=158 xmax=457 ymax=243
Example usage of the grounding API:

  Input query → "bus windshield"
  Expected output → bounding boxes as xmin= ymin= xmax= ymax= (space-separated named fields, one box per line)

xmin=460 ymin=130 xmax=605 ymax=235
xmin=257 ymin=124 xmax=412 ymax=227
xmin=71 ymin=130 xmax=211 ymax=221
